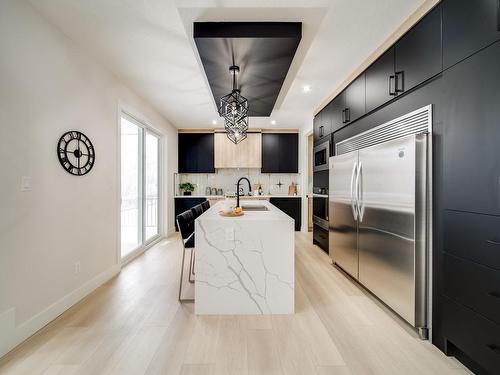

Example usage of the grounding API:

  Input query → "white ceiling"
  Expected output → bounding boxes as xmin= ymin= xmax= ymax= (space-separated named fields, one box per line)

xmin=29 ymin=0 xmax=426 ymax=130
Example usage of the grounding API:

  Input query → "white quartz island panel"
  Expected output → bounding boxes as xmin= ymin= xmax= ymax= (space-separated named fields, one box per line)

xmin=195 ymin=200 xmax=294 ymax=314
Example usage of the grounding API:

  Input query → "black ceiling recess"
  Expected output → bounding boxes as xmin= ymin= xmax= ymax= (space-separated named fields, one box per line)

xmin=194 ymin=22 xmax=302 ymax=117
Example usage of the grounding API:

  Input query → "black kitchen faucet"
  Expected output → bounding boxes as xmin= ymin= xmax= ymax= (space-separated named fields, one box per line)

xmin=236 ymin=177 xmax=251 ymax=208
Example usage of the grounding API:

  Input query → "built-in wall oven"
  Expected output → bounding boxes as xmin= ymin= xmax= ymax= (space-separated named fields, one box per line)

xmin=312 ymin=185 xmax=329 ymax=253
xmin=313 ymin=141 xmax=329 ymax=172
xmin=312 ymin=187 xmax=328 ymax=229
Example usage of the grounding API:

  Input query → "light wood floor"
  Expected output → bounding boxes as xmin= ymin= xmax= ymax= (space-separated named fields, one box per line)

xmin=0 ymin=232 xmax=472 ymax=375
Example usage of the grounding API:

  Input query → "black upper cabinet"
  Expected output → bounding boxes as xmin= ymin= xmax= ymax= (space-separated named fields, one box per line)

xmin=178 ymin=133 xmax=215 ymax=173
xmin=365 ymin=47 xmax=395 ymax=113
xmin=279 ymin=133 xmax=299 ymax=173
xmin=262 ymin=133 xmax=298 ymax=173
xmin=314 ymin=107 xmax=331 ymax=142
xmin=343 ymin=73 xmax=366 ymax=124
xmin=395 ymin=5 xmax=442 ymax=93
xmin=261 ymin=132 xmax=280 ymax=173
xmin=442 ymin=0 xmax=500 ymax=69
xmin=442 ymin=41 xmax=500 ymax=216
xmin=313 ymin=111 xmax=323 ymax=142
xmin=329 ymin=92 xmax=345 ymax=133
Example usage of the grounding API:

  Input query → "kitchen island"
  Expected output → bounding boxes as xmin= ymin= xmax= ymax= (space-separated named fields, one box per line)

xmin=195 ymin=199 xmax=294 ymax=314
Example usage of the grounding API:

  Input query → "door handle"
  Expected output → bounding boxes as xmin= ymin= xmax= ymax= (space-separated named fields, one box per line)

xmin=389 ymin=75 xmax=396 ymax=96
xmin=350 ymin=162 xmax=358 ymax=221
xmin=497 ymin=0 xmax=500 ymax=31
xmin=395 ymin=71 xmax=404 ymax=93
xmin=488 ymin=291 xmax=500 ymax=299
xmin=356 ymin=162 xmax=364 ymax=222
xmin=486 ymin=239 xmax=500 ymax=246
xmin=487 ymin=344 xmax=500 ymax=356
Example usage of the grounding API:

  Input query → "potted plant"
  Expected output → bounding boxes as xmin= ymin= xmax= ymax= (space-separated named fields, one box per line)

xmin=179 ymin=182 xmax=196 ymax=196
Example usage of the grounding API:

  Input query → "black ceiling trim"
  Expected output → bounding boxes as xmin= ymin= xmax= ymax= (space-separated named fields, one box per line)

xmin=194 ymin=22 xmax=302 ymax=116
xmin=194 ymin=22 xmax=302 ymax=39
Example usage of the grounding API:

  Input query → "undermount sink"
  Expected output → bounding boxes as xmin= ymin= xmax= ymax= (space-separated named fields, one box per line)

xmin=241 ymin=205 xmax=269 ymax=211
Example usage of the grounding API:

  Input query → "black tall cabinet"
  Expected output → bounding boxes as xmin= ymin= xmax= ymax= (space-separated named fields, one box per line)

xmin=313 ymin=2 xmax=500 ymax=374
xmin=437 ymin=41 xmax=500 ymax=375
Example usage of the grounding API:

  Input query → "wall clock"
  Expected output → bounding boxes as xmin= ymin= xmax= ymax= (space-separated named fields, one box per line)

xmin=57 ymin=131 xmax=95 ymax=176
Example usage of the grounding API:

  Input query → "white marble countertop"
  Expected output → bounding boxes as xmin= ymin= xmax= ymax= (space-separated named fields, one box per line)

xmin=197 ymin=199 xmax=294 ymax=222
xmin=194 ymin=199 xmax=294 ymax=315
xmin=175 ymin=194 xmax=301 ymax=199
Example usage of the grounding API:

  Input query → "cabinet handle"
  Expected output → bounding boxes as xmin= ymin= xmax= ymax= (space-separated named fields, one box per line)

xmin=341 ymin=109 xmax=346 ymax=123
xmin=319 ymin=126 xmax=324 ymax=137
xmin=487 ymin=344 xmax=500 ymax=356
xmin=486 ymin=239 xmax=500 ymax=246
xmin=395 ymin=71 xmax=404 ymax=93
xmin=488 ymin=291 xmax=500 ymax=299
xmin=389 ymin=75 xmax=396 ymax=96
xmin=345 ymin=108 xmax=350 ymax=122
xmin=497 ymin=0 xmax=500 ymax=31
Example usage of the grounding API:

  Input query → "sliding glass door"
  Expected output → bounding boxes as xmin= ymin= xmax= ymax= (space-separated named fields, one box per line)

xmin=144 ymin=131 xmax=159 ymax=241
xmin=120 ymin=113 xmax=161 ymax=259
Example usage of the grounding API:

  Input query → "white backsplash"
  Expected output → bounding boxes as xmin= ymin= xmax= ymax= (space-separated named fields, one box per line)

xmin=177 ymin=169 xmax=300 ymax=196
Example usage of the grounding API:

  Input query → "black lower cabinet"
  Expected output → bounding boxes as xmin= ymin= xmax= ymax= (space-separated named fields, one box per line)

xmin=269 ymin=198 xmax=301 ymax=231
xmin=443 ymin=210 xmax=500 ymax=269
xmin=174 ymin=197 xmax=207 ymax=231
xmin=443 ymin=252 xmax=500 ymax=326
xmin=313 ymin=224 xmax=328 ymax=253
xmin=442 ymin=295 xmax=500 ymax=375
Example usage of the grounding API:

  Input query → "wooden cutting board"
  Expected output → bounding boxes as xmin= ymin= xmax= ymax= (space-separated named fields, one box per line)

xmin=219 ymin=211 xmax=244 ymax=217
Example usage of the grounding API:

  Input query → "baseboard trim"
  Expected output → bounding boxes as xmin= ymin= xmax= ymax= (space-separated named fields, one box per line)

xmin=0 ymin=264 xmax=120 ymax=359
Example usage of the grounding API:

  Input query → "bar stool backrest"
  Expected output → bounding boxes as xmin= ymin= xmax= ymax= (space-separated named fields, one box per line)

xmin=201 ymin=200 xmax=210 ymax=211
xmin=176 ymin=210 xmax=194 ymax=240
xmin=191 ymin=204 xmax=204 ymax=219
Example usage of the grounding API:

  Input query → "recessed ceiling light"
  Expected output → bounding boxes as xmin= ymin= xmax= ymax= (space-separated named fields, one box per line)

xmin=211 ymin=120 xmax=217 ymax=125
xmin=303 ymin=85 xmax=311 ymax=93
xmin=271 ymin=120 xmax=277 ymax=125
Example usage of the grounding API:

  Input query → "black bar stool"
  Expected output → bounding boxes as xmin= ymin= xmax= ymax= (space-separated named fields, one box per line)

xmin=191 ymin=204 xmax=203 ymax=219
xmin=201 ymin=200 xmax=210 ymax=211
xmin=176 ymin=209 xmax=195 ymax=302
xmin=188 ymin=203 xmax=205 ymax=282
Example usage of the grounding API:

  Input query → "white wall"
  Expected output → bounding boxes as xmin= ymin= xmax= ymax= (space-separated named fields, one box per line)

xmin=0 ymin=0 xmax=177 ymax=357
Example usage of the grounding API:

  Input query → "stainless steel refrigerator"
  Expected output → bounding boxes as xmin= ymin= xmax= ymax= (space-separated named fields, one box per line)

xmin=329 ymin=112 xmax=430 ymax=337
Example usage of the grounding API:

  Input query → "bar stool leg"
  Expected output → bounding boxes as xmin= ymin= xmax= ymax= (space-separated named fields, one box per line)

xmin=178 ymin=244 xmax=194 ymax=303
xmin=188 ymin=249 xmax=195 ymax=283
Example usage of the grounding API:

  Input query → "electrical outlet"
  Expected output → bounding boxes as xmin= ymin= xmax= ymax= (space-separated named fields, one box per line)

xmin=74 ymin=261 xmax=81 ymax=274
xmin=20 ymin=176 xmax=32 ymax=192
xmin=225 ymin=228 xmax=234 ymax=241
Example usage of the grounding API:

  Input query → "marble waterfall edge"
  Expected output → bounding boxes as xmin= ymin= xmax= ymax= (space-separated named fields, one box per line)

xmin=195 ymin=200 xmax=294 ymax=314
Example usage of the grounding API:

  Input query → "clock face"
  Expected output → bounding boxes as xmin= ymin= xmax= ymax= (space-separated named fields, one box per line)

xmin=57 ymin=131 xmax=95 ymax=176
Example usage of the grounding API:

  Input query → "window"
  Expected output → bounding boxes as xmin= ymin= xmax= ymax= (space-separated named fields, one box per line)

xmin=120 ymin=112 xmax=161 ymax=259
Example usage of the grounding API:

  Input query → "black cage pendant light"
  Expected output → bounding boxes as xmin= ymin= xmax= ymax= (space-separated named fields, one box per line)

xmin=219 ymin=65 xmax=249 ymax=144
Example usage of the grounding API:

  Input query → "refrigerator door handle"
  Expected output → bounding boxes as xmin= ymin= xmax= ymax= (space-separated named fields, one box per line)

xmin=350 ymin=162 xmax=358 ymax=220
xmin=357 ymin=161 xmax=364 ymax=222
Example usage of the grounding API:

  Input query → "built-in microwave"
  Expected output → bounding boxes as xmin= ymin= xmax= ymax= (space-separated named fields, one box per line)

xmin=313 ymin=141 xmax=329 ymax=172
